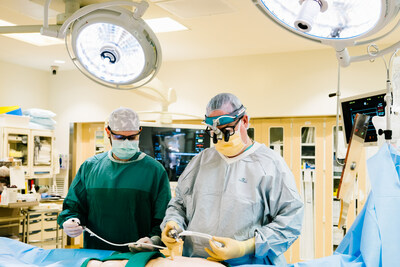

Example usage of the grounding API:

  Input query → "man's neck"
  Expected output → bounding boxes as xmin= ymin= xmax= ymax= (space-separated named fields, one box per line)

xmin=112 ymin=153 xmax=132 ymax=161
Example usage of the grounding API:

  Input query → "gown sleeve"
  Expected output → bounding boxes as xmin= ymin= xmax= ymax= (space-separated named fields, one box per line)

xmin=150 ymin=168 xmax=172 ymax=237
xmin=57 ymin=161 xmax=90 ymax=228
xmin=160 ymin=156 xmax=198 ymax=231
xmin=254 ymin=158 xmax=304 ymax=261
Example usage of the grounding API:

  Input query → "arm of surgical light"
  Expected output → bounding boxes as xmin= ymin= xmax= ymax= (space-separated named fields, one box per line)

xmin=41 ymin=0 xmax=150 ymax=38
xmin=347 ymin=41 xmax=400 ymax=64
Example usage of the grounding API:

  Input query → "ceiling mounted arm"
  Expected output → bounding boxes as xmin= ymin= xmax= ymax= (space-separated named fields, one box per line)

xmin=41 ymin=0 xmax=149 ymax=38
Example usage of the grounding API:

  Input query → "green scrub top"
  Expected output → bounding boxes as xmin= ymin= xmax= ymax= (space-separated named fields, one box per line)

xmin=58 ymin=151 xmax=171 ymax=251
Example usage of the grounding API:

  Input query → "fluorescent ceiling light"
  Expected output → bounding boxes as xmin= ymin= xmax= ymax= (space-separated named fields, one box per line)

xmin=0 ymin=15 xmax=187 ymax=48
xmin=0 ymin=19 xmax=13 ymax=27
xmin=3 ymin=33 xmax=64 ymax=46
xmin=0 ymin=19 xmax=63 ymax=46
xmin=145 ymin=17 xmax=188 ymax=33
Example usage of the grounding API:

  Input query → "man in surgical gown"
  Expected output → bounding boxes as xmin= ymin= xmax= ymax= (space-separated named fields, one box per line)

xmin=161 ymin=93 xmax=304 ymax=266
xmin=58 ymin=107 xmax=171 ymax=252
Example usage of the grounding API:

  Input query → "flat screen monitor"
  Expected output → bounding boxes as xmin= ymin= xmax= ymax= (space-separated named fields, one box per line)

xmin=139 ymin=124 xmax=210 ymax=181
xmin=340 ymin=90 xmax=386 ymax=145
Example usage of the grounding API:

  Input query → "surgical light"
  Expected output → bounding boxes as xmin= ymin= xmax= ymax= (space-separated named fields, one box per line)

xmin=58 ymin=1 xmax=161 ymax=89
xmin=0 ymin=0 xmax=162 ymax=89
xmin=63 ymin=5 xmax=161 ymax=88
xmin=252 ymin=0 xmax=400 ymax=66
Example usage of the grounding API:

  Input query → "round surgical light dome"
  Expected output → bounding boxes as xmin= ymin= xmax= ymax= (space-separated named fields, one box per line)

xmin=253 ymin=0 xmax=400 ymax=45
xmin=75 ymin=22 xmax=146 ymax=85
xmin=66 ymin=7 xmax=162 ymax=90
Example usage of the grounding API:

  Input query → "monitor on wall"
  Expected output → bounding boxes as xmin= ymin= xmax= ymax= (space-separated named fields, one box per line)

xmin=340 ymin=90 xmax=386 ymax=145
xmin=139 ymin=124 xmax=210 ymax=182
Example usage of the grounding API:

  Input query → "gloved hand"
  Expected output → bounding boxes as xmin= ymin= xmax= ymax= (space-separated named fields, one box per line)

xmin=205 ymin=236 xmax=255 ymax=261
xmin=161 ymin=221 xmax=182 ymax=250
xmin=62 ymin=218 xmax=83 ymax=238
xmin=129 ymin=236 xmax=161 ymax=252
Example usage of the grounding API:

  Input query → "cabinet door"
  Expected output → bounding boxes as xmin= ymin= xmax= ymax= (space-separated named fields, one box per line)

xmin=72 ymin=122 xmax=108 ymax=179
xmin=251 ymin=117 xmax=369 ymax=262
xmin=292 ymin=118 xmax=328 ymax=261
xmin=30 ymin=130 xmax=54 ymax=178
xmin=3 ymin=128 xmax=31 ymax=177
xmin=251 ymin=118 xmax=293 ymax=166
xmin=251 ymin=118 xmax=300 ymax=262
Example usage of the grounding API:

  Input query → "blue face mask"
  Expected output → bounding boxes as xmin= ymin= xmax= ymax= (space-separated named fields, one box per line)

xmin=111 ymin=139 xmax=139 ymax=160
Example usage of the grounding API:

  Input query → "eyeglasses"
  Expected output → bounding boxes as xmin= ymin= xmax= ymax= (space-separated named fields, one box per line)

xmin=205 ymin=117 xmax=242 ymax=144
xmin=108 ymin=126 xmax=142 ymax=141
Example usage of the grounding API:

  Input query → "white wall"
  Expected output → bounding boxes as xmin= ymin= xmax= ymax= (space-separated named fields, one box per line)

xmin=158 ymin=48 xmax=387 ymax=118
xmin=0 ymin=61 xmax=49 ymax=109
xmin=1 ymin=47 xmax=389 ymax=154
xmin=47 ymin=71 xmax=164 ymax=153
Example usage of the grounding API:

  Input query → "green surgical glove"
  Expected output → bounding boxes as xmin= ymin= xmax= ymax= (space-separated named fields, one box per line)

xmin=205 ymin=236 xmax=255 ymax=261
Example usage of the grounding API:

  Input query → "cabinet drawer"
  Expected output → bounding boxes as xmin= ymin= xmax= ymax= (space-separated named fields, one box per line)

xmin=42 ymin=228 xmax=57 ymax=240
xmin=28 ymin=213 xmax=41 ymax=220
xmin=43 ymin=217 xmax=57 ymax=229
xmin=28 ymin=230 xmax=41 ymax=243
xmin=44 ymin=212 xmax=59 ymax=217
xmin=27 ymin=219 xmax=42 ymax=232
xmin=32 ymin=170 xmax=53 ymax=178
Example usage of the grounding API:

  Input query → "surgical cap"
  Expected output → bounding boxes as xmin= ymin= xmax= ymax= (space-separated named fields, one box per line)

xmin=206 ymin=93 xmax=243 ymax=116
xmin=108 ymin=107 xmax=140 ymax=131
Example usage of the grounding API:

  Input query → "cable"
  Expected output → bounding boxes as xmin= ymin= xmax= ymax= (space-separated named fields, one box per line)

xmin=83 ymin=227 xmax=131 ymax=247
xmin=335 ymin=62 xmax=344 ymax=166
xmin=83 ymin=227 xmax=167 ymax=250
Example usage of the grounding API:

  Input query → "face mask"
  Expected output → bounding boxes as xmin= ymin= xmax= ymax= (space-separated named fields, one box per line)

xmin=111 ymin=139 xmax=139 ymax=160
xmin=214 ymin=122 xmax=246 ymax=157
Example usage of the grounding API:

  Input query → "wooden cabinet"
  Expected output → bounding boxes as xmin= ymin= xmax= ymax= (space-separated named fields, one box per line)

xmin=251 ymin=116 xmax=367 ymax=263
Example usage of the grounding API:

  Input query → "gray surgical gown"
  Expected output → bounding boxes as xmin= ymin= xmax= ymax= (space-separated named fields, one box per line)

xmin=161 ymin=142 xmax=304 ymax=266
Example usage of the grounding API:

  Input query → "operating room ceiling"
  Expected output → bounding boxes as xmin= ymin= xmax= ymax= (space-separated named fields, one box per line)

xmin=0 ymin=0 xmax=400 ymax=71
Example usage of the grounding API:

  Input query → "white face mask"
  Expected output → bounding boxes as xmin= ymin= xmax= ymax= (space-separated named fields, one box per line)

xmin=111 ymin=140 xmax=139 ymax=160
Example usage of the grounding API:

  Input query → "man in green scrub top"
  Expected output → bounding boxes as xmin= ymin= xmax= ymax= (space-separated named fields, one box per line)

xmin=58 ymin=107 xmax=171 ymax=252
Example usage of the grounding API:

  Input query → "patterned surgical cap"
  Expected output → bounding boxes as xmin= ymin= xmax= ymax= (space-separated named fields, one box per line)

xmin=108 ymin=107 xmax=140 ymax=131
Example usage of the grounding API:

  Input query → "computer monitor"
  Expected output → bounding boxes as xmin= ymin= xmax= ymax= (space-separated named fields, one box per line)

xmin=139 ymin=124 xmax=210 ymax=181
xmin=340 ymin=90 xmax=386 ymax=145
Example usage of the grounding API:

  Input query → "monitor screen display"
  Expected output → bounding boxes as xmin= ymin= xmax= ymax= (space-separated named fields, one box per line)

xmin=139 ymin=125 xmax=210 ymax=181
xmin=340 ymin=90 xmax=386 ymax=144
